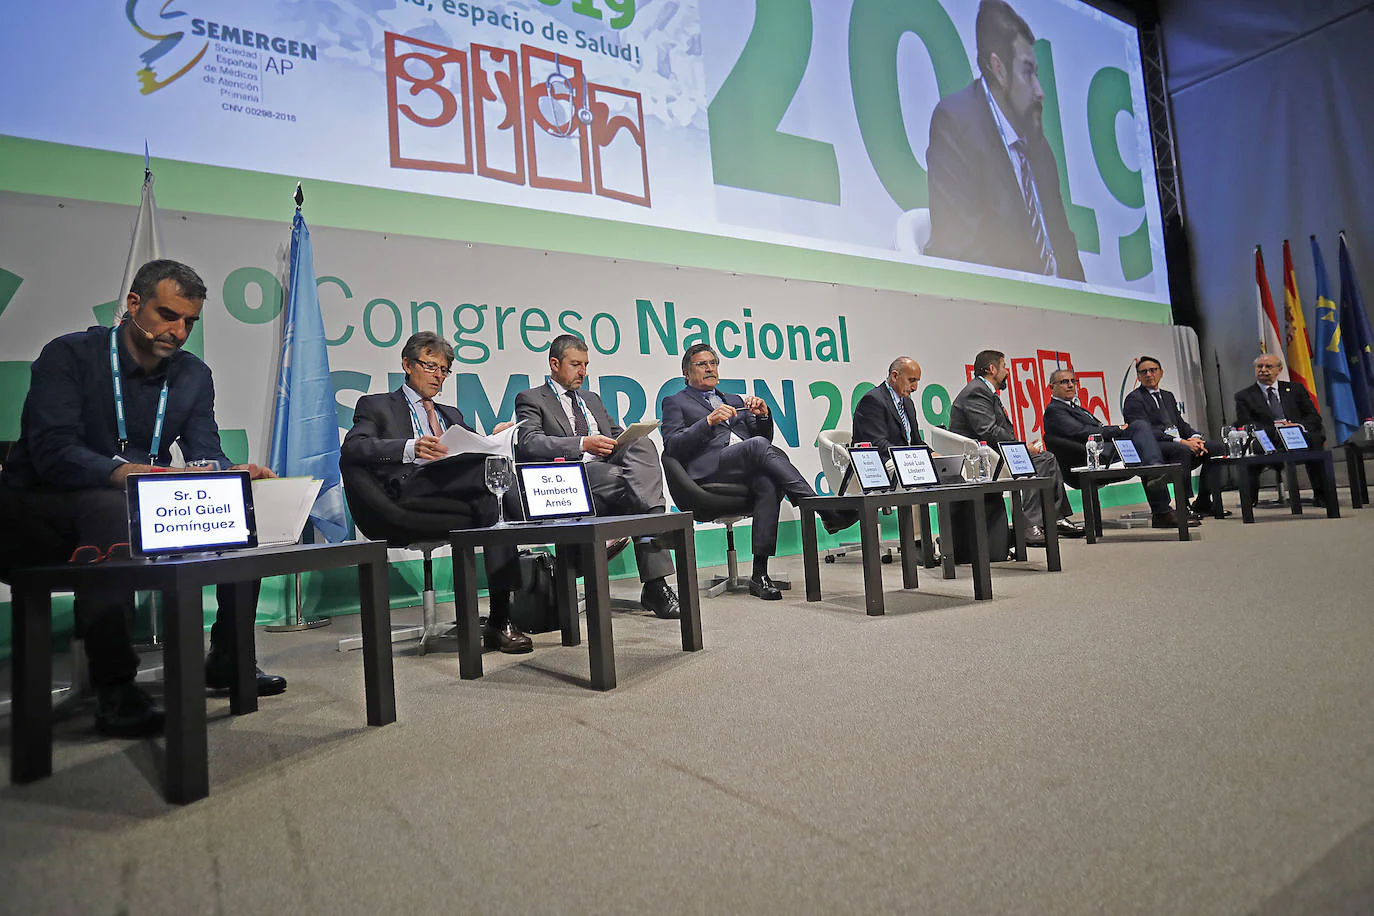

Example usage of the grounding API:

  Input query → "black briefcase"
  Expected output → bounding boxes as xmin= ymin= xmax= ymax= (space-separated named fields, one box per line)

xmin=948 ymin=494 xmax=1010 ymax=564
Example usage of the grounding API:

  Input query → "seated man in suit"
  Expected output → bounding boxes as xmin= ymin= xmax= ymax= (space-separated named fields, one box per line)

xmin=949 ymin=349 xmax=1084 ymax=545
xmin=341 ymin=331 xmax=531 ymax=653
xmin=514 ymin=334 xmax=680 ymax=619
xmin=662 ymin=343 xmax=855 ymax=600
xmin=852 ymin=357 xmax=925 ymax=460
xmin=1121 ymin=355 xmax=1226 ymax=517
xmin=1234 ymin=354 xmax=1329 ymax=505
xmin=1043 ymin=367 xmax=1197 ymax=528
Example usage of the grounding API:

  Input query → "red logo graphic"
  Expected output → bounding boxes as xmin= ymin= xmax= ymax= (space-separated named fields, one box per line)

xmin=964 ymin=349 xmax=1113 ymax=440
xmin=385 ymin=33 xmax=650 ymax=207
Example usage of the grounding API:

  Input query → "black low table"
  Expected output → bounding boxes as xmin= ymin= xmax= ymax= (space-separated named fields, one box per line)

xmin=1209 ymin=449 xmax=1340 ymax=522
xmin=1074 ymin=462 xmax=1190 ymax=543
xmin=800 ymin=477 xmax=1061 ymax=615
xmin=9 ymin=540 xmax=396 ymax=804
xmin=448 ymin=512 xmax=701 ymax=690
xmin=1345 ymin=440 xmax=1374 ymax=509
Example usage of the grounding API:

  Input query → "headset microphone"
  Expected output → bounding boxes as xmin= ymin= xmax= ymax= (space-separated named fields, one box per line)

xmin=125 ymin=309 xmax=158 ymax=340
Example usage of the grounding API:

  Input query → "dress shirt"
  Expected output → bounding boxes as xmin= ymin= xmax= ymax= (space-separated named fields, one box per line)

xmin=400 ymin=382 xmax=448 ymax=463
xmin=548 ymin=377 xmax=600 ymax=460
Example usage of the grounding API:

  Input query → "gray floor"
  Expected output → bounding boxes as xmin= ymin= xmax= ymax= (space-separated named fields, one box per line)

xmin=2 ymin=495 xmax=1373 ymax=915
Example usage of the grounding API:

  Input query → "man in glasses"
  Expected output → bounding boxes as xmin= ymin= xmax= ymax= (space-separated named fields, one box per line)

xmin=341 ymin=331 xmax=531 ymax=653
xmin=0 ymin=259 xmax=284 ymax=738
xmin=1121 ymin=355 xmax=1227 ymax=517
xmin=1042 ymin=367 xmax=1196 ymax=528
xmin=514 ymin=334 xmax=681 ymax=618
xmin=661 ymin=343 xmax=856 ymax=600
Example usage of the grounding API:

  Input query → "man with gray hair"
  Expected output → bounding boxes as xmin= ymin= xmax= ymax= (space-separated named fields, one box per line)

xmin=514 ymin=334 xmax=680 ymax=618
xmin=852 ymin=357 xmax=925 ymax=461
xmin=342 ymin=331 xmax=531 ymax=653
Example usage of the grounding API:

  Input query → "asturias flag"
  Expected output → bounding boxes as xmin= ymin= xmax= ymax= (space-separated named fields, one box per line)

xmin=1281 ymin=239 xmax=1319 ymax=412
xmin=1255 ymin=245 xmax=1288 ymax=379
xmin=268 ymin=207 xmax=348 ymax=542
xmin=1312 ymin=236 xmax=1359 ymax=442
xmin=1337 ymin=231 xmax=1374 ymax=424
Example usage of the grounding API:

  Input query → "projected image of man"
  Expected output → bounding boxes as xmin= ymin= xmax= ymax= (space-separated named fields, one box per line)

xmin=925 ymin=0 xmax=1084 ymax=281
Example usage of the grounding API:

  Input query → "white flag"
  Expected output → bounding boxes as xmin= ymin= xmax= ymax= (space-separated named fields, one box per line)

xmin=116 ymin=167 xmax=163 ymax=317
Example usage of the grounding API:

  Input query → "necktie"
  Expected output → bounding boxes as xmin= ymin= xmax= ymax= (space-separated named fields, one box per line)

xmin=1267 ymin=387 xmax=1285 ymax=420
xmin=896 ymin=402 xmax=912 ymax=443
xmin=1011 ymin=138 xmax=1055 ymax=275
xmin=566 ymin=389 xmax=589 ymax=436
xmin=1151 ymin=391 xmax=1163 ymax=413
xmin=420 ymin=398 xmax=442 ymax=437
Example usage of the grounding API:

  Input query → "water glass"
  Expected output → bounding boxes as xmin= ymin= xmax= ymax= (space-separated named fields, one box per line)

xmin=1085 ymin=434 xmax=1103 ymax=470
xmin=485 ymin=455 xmax=514 ymax=526
xmin=186 ymin=458 xmax=225 ymax=471
xmin=1226 ymin=428 xmax=1247 ymax=458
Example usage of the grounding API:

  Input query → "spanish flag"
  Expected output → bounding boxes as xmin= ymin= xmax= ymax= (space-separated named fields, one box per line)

xmin=1281 ymin=239 xmax=1319 ymax=412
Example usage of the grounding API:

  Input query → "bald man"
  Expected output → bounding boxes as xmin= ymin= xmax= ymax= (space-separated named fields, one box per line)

xmin=852 ymin=357 xmax=925 ymax=460
xmin=1234 ymin=354 xmax=1328 ymax=505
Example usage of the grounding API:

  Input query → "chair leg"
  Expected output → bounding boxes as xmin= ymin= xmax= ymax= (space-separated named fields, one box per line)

xmin=338 ymin=546 xmax=434 ymax=652
xmin=701 ymin=521 xmax=789 ymax=597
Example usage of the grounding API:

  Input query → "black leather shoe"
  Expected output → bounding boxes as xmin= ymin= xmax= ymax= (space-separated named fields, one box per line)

xmin=1152 ymin=510 xmax=1201 ymax=528
xmin=748 ymin=574 xmax=784 ymax=600
xmin=1056 ymin=518 xmax=1086 ymax=538
xmin=821 ymin=510 xmax=859 ymax=535
xmin=1190 ymin=500 xmax=1232 ymax=518
xmin=606 ymin=537 xmax=632 ymax=562
xmin=1024 ymin=525 xmax=1047 ymax=548
xmin=640 ymin=577 xmax=681 ymax=619
xmin=483 ymin=619 xmax=534 ymax=654
xmin=95 ymin=680 xmax=164 ymax=738
xmin=205 ymin=647 xmax=288 ymax=696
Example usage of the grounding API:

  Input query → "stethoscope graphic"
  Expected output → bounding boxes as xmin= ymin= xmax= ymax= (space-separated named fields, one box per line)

xmin=541 ymin=53 xmax=593 ymax=138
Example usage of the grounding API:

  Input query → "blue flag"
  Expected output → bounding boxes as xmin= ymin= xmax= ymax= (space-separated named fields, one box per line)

xmin=1311 ymin=236 xmax=1360 ymax=442
xmin=269 ymin=210 xmax=347 ymax=542
xmin=1338 ymin=232 xmax=1374 ymax=424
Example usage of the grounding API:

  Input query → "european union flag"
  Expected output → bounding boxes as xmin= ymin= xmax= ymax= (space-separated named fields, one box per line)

xmin=1338 ymin=232 xmax=1374 ymax=424
xmin=268 ymin=207 xmax=347 ymax=542
xmin=1311 ymin=236 xmax=1360 ymax=442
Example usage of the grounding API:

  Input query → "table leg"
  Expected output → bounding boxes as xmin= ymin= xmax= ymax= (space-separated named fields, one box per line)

xmin=1238 ymin=466 xmax=1256 ymax=523
xmin=1287 ymin=462 xmax=1303 ymax=515
xmin=452 ymin=546 xmax=483 ymax=680
xmin=1041 ymin=480 xmax=1062 ymax=572
xmin=581 ymin=538 xmax=616 ymax=691
xmin=919 ymin=505 xmax=937 ymax=568
xmin=801 ymin=506 xmax=821 ymax=602
xmin=358 ymin=555 xmax=397 ymax=727
xmin=163 ymin=580 xmax=209 ymax=805
xmin=970 ymin=497 xmax=993 ymax=600
xmin=898 ymin=505 xmax=919 ymax=589
xmin=1358 ymin=449 xmax=1370 ymax=508
xmin=1347 ymin=447 xmax=1365 ymax=509
xmin=859 ymin=502 xmax=884 ymax=616
xmin=1323 ymin=452 xmax=1341 ymax=518
xmin=221 ymin=581 xmax=257 ymax=716
xmin=674 ymin=525 xmax=703 ymax=652
xmin=11 ymin=586 xmax=53 ymax=784
xmin=938 ymin=502 xmax=956 ymax=580
xmin=554 ymin=545 xmax=581 ymax=647
xmin=1010 ymin=491 xmax=1028 ymax=562
xmin=1082 ymin=479 xmax=1099 ymax=545
xmin=1174 ymin=467 xmax=1190 ymax=541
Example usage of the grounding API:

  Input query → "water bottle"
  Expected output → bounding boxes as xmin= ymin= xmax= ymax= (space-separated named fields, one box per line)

xmin=976 ymin=440 xmax=994 ymax=481
xmin=1363 ymin=418 xmax=1374 ymax=443
xmin=962 ymin=441 xmax=979 ymax=481
xmin=1085 ymin=434 xmax=1102 ymax=470
xmin=1227 ymin=426 xmax=1247 ymax=458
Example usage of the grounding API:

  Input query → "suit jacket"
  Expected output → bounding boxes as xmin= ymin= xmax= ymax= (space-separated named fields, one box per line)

xmin=340 ymin=388 xmax=471 ymax=497
xmin=1042 ymin=398 xmax=1112 ymax=443
xmin=1121 ymin=386 xmax=1198 ymax=442
xmin=851 ymin=383 xmax=923 ymax=461
xmin=661 ymin=385 xmax=773 ymax=481
xmin=1234 ymin=381 xmax=1325 ymax=444
xmin=949 ymin=378 xmax=1016 ymax=443
xmin=925 ymin=80 xmax=1085 ymax=281
xmin=514 ymin=382 xmax=623 ymax=461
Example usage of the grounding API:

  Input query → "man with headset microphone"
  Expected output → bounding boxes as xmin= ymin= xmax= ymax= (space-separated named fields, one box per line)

xmin=0 ymin=259 xmax=284 ymax=738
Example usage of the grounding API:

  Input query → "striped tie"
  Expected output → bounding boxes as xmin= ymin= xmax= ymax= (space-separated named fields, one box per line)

xmin=1012 ymin=139 xmax=1055 ymax=275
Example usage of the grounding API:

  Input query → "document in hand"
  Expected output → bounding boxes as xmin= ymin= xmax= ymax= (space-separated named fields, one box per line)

xmin=613 ymin=420 xmax=660 ymax=452
xmin=416 ymin=420 xmax=524 ymax=465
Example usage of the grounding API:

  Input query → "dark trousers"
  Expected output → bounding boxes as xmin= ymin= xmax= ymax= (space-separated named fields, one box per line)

xmin=395 ymin=455 xmax=521 ymax=620
xmin=0 ymin=484 xmax=259 ymax=688
xmin=1157 ymin=439 xmax=1224 ymax=505
xmin=704 ymin=437 xmax=817 ymax=557
xmin=1116 ymin=420 xmax=1173 ymax=514
xmin=1247 ymin=461 xmax=1328 ymax=502
xmin=584 ymin=439 xmax=675 ymax=582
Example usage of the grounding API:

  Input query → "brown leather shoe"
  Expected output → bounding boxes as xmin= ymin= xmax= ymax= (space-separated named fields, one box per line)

xmin=484 ymin=619 xmax=533 ymax=654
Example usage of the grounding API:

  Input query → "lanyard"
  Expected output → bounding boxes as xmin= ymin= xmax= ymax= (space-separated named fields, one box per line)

xmin=549 ymin=378 xmax=594 ymax=433
xmin=110 ymin=326 xmax=169 ymax=459
xmin=405 ymin=396 xmax=448 ymax=438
